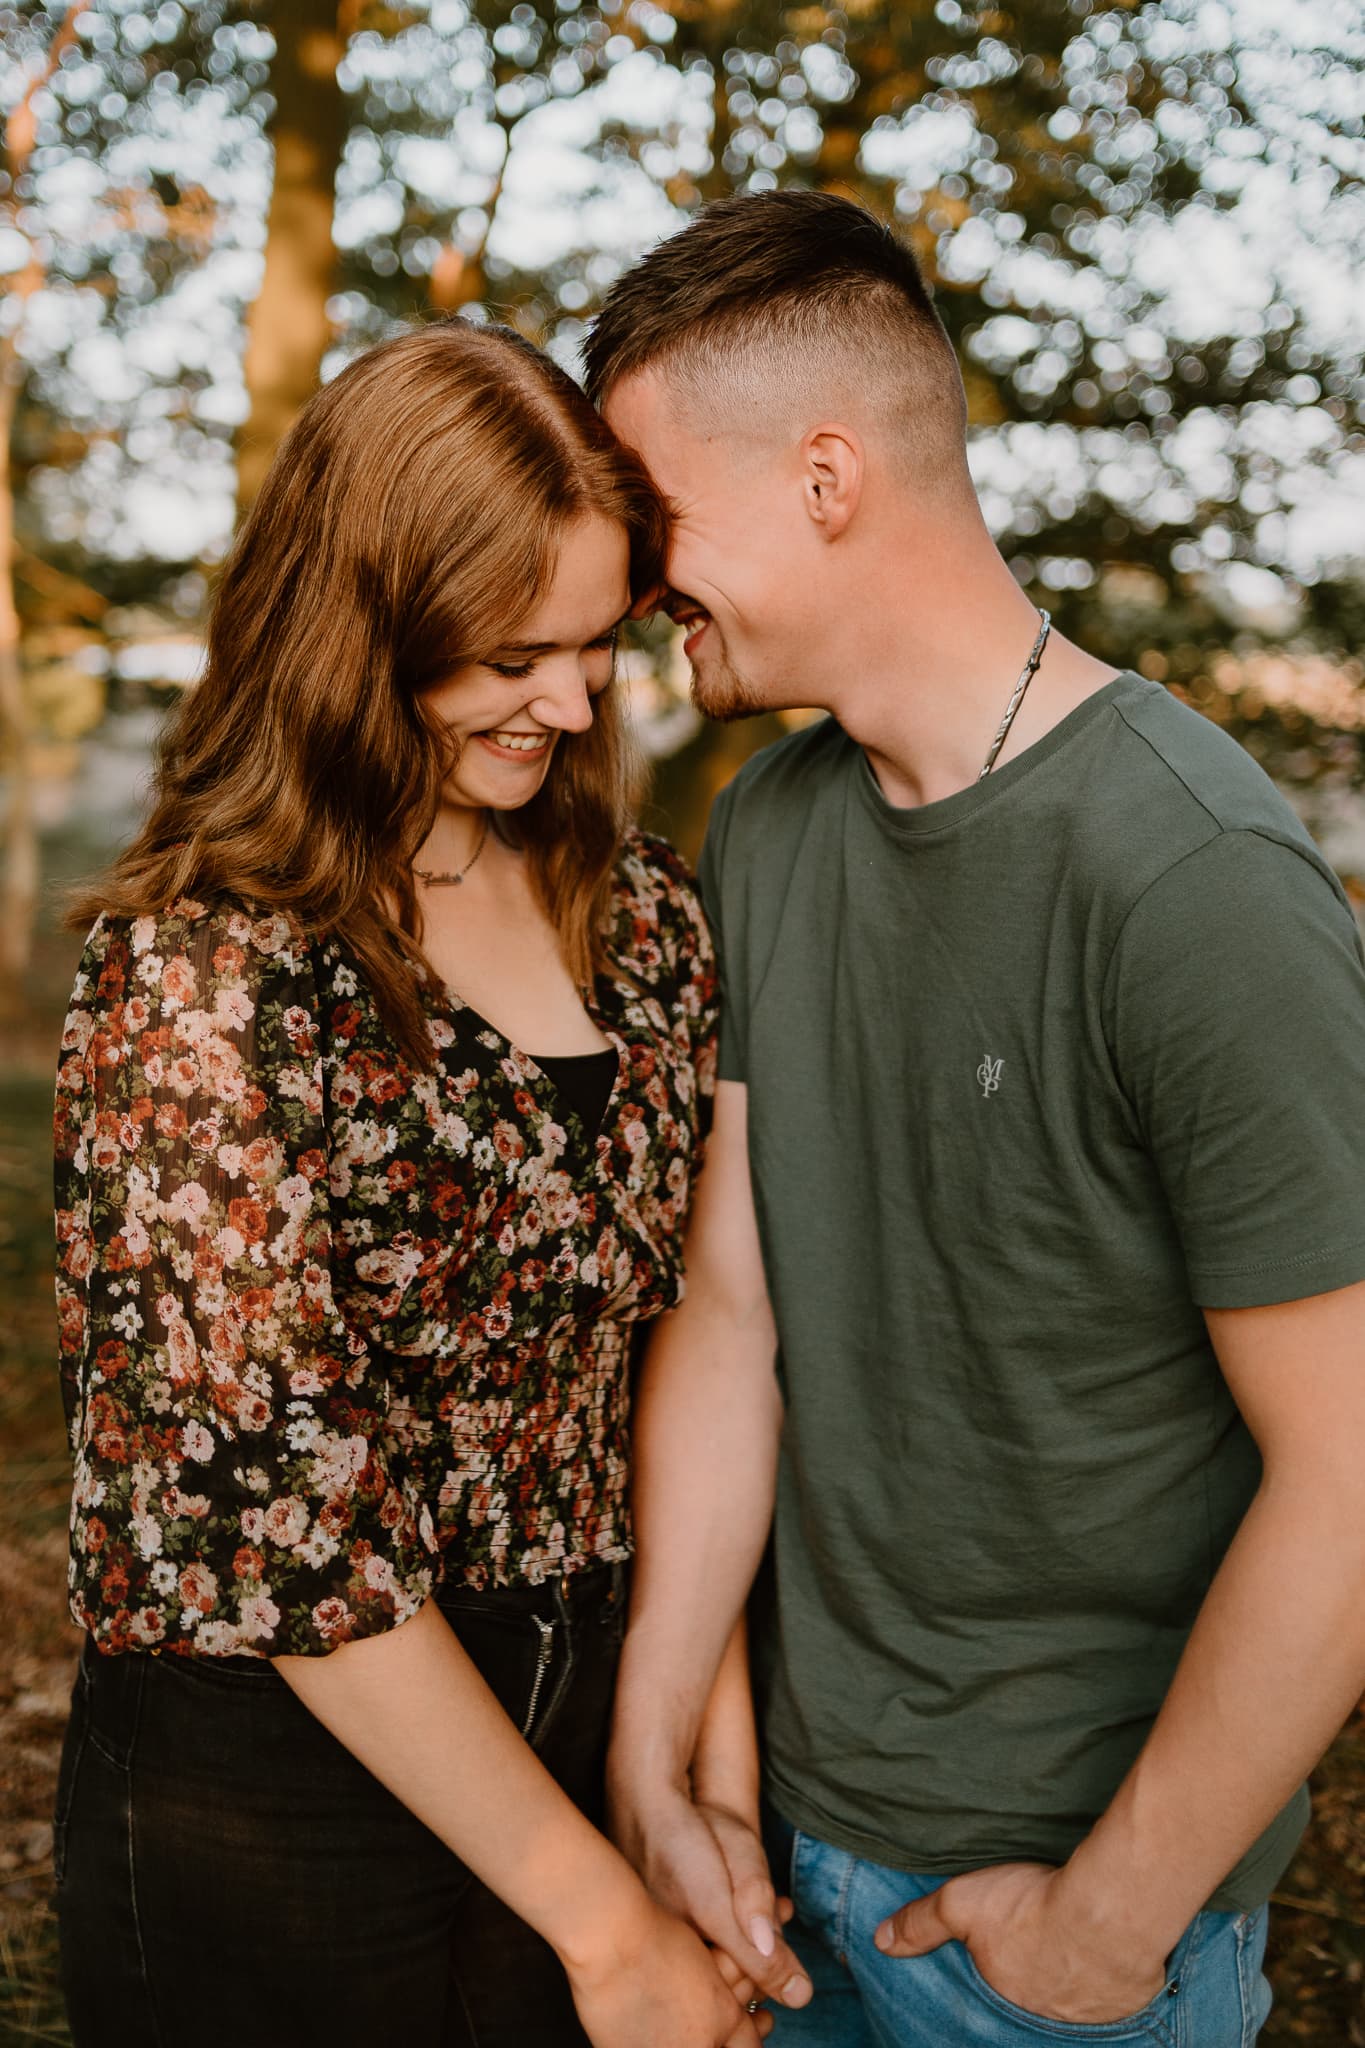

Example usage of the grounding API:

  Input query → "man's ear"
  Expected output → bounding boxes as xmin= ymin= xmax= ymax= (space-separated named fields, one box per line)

xmin=800 ymin=423 xmax=863 ymax=539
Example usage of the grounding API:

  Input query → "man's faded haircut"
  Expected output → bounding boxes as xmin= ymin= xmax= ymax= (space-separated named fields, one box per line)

xmin=584 ymin=190 xmax=969 ymax=485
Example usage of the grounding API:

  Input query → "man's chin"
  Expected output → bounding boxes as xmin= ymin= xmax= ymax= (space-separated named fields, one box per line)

xmin=689 ymin=656 xmax=767 ymax=724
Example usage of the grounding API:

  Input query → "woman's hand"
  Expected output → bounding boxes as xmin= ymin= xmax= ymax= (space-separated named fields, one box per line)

xmin=712 ymin=1940 xmax=777 ymax=2042
xmin=563 ymin=1889 xmax=767 ymax=2047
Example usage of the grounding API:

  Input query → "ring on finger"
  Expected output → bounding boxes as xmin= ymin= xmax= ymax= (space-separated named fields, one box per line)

xmin=747 ymin=1998 xmax=762 ymax=2015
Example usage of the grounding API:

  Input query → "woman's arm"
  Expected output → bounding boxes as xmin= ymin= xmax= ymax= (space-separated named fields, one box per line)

xmin=276 ymin=1602 xmax=758 ymax=2048
xmin=55 ymin=908 xmax=757 ymax=2048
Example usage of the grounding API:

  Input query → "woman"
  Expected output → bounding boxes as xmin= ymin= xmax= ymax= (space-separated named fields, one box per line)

xmin=51 ymin=319 xmax=762 ymax=2048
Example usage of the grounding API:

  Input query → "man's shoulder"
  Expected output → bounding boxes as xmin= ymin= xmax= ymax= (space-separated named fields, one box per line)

xmin=1081 ymin=673 xmax=1341 ymax=906
xmin=1107 ymin=674 xmax=1307 ymax=837
xmin=710 ymin=715 xmax=851 ymax=848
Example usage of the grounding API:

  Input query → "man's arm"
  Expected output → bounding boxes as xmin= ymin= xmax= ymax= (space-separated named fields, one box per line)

xmin=877 ymin=1276 xmax=1365 ymax=2024
xmin=607 ymin=1078 xmax=813 ymax=2010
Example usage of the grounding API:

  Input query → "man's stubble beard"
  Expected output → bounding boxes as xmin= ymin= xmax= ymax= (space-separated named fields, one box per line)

xmin=689 ymin=643 xmax=769 ymax=724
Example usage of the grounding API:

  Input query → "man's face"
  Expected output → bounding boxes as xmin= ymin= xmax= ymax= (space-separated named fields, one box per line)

xmin=604 ymin=370 xmax=809 ymax=722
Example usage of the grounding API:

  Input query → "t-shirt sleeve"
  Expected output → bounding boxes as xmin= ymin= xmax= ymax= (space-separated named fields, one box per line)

xmin=1102 ymin=829 xmax=1365 ymax=1309
xmin=697 ymin=784 xmax=747 ymax=1086
xmin=54 ymin=904 xmax=438 ymax=1658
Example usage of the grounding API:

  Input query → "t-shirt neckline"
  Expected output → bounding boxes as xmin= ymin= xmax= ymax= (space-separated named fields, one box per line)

xmin=852 ymin=671 xmax=1141 ymax=840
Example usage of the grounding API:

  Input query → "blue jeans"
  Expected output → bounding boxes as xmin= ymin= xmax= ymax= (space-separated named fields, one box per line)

xmin=763 ymin=1809 xmax=1273 ymax=2047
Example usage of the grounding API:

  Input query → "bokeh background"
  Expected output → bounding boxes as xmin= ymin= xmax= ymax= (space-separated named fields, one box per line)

xmin=1 ymin=1 xmax=1363 ymax=2039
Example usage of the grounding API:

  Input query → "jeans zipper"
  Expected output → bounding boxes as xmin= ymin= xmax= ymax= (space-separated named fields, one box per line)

xmin=521 ymin=1616 xmax=555 ymax=1736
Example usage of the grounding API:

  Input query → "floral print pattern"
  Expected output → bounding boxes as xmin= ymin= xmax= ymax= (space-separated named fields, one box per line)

xmin=54 ymin=833 xmax=717 ymax=1658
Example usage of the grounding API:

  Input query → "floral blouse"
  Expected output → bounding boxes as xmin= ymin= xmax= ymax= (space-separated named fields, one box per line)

xmin=54 ymin=833 xmax=717 ymax=1659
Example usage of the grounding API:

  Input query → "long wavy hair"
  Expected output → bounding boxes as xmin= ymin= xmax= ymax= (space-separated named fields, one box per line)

xmin=72 ymin=319 xmax=668 ymax=1065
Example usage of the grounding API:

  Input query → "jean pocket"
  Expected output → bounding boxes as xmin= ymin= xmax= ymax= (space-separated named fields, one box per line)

xmin=960 ymin=1947 xmax=1177 ymax=2045
xmin=156 ymin=1646 xmax=285 ymax=1691
xmin=80 ymin=1638 xmax=149 ymax=1772
xmin=1232 ymin=1906 xmax=1271 ymax=2044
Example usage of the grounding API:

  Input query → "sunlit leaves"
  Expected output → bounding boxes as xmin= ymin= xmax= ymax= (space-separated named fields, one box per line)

xmin=5 ymin=0 xmax=1364 ymax=752
xmin=3 ymin=0 xmax=268 ymax=565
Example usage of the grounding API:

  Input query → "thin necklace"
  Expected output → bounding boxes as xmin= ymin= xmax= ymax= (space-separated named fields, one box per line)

xmin=414 ymin=815 xmax=490 ymax=887
xmin=978 ymin=609 xmax=1051 ymax=780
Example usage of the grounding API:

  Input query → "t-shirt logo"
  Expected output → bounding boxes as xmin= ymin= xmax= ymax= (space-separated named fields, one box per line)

xmin=977 ymin=1054 xmax=1004 ymax=1099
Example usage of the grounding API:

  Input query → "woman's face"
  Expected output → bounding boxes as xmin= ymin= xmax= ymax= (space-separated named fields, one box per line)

xmin=424 ymin=515 xmax=632 ymax=813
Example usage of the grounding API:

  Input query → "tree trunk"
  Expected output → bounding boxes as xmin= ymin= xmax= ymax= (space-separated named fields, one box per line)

xmin=236 ymin=5 xmax=349 ymax=516
xmin=0 ymin=353 xmax=37 ymax=998
xmin=0 ymin=6 xmax=79 ymax=997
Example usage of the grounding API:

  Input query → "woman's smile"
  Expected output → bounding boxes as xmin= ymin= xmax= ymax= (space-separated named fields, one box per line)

xmin=477 ymin=726 xmax=555 ymax=758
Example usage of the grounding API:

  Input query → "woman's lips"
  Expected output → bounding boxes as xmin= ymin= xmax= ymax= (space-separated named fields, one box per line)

xmin=476 ymin=730 xmax=552 ymax=760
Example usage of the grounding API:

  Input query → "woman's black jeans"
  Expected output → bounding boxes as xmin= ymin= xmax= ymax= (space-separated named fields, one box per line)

xmin=54 ymin=1561 xmax=628 ymax=2048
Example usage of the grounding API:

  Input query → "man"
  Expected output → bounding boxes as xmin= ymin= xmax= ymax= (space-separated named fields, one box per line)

xmin=585 ymin=190 xmax=1365 ymax=2046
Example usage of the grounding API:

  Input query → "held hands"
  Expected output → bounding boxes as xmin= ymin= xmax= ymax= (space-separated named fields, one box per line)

xmin=873 ymin=1861 xmax=1169 ymax=2027
xmin=563 ymin=1886 xmax=771 ymax=2048
xmin=609 ymin=1779 xmax=814 ymax=2016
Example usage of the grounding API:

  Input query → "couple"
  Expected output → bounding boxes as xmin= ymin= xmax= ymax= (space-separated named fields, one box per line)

xmin=52 ymin=192 xmax=1365 ymax=2048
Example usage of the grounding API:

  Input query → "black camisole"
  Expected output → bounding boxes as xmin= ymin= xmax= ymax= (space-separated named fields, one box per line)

xmin=533 ymin=1047 xmax=618 ymax=1135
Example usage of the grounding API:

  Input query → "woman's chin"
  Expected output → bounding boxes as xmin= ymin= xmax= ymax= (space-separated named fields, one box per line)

xmin=448 ymin=768 xmax=552 ymax=813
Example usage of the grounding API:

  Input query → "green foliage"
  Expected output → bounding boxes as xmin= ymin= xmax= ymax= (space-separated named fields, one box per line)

xmin=320 ymin=1 xmax=1365 ymax=780
xmin=5 ymin=1 xmax=1365 ymax=778
xmin=2 ymin=0 xmax=268 ymax=589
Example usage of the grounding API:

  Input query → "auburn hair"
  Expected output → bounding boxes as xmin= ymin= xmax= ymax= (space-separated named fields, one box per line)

xmin=72 ymin=319 xmax=668 ymax=1065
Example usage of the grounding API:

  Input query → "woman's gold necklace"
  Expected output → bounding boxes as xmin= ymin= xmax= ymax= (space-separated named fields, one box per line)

xmin=414 ymin=815 xmax=490 ymax=887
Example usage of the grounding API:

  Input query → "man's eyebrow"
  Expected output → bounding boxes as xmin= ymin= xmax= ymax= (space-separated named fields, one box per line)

xmin=493 ymin=612 xmax=628 ymax=656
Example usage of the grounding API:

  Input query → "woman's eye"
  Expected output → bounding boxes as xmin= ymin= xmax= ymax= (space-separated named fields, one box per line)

xmin=485 ymin=634 xmax=613 ymax=681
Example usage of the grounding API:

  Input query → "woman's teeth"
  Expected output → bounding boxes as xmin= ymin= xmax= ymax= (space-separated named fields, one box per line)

xmin=486 ymin=731 xmax=548 ymax=752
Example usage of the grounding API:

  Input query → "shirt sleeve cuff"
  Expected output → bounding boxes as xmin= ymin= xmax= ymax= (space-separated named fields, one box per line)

xmin=1189 ymin=1239 xmax=1365 ymax=1309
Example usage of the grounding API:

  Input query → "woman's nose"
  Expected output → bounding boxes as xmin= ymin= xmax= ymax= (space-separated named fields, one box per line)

xmin=532 ymin=668 xmax=595 ymax=734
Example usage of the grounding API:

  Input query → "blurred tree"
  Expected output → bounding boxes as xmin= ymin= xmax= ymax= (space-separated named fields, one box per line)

xmin=3 ymin=1 xmax=1363 ymax=790
xmin=236 ymin=1 xmax=348 ymax=511
xmin=307 ymin=0 xmax=1362 ymax=778
xmin=0 ymin=2 xmax=79 ymax=984
xmin=1 ymin=0 xmax=270 ymax=615
xmin=762 ymin=0 xmax=1364 ymax=733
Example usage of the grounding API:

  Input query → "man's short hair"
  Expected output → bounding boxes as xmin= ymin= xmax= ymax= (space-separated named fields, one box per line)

xmin=584 ymin=190 xmax=969 ymax=483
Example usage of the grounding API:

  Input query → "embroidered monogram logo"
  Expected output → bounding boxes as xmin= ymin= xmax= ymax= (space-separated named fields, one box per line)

xmin=977 ymin=1054 xmax=1004 ymax=1099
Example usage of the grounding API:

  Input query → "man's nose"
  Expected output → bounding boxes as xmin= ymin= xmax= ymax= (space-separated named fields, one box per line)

xmin=629 ymin=580 xmax=666 ymax=621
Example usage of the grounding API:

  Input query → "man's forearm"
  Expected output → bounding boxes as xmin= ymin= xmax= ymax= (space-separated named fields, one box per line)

xmin=600 ymin=1080 xmax=816 ymax=2014
xmin=1062 ymin=1457 xmax=1365 ymax=1955
xmin=612 ymin=1292 xmax=782 ymax=1789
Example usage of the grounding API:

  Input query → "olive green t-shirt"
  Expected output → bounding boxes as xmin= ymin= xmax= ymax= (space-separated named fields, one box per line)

xmin=697 ymin=672 xmax=1365 ymax=1911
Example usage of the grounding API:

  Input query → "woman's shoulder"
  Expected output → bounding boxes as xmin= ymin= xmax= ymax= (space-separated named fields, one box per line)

xmin=615 ymin=827 xmax=702 ymax=909
xmin=59 ymin=895 xmax=330 ymax=1130
xmin=79 ymin=895 xmax=314 ymax=969
xmin=609 ymin=829 xmax=714 ymax=990
xmin=68 ymin=895 xmax=321 ymax=1026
